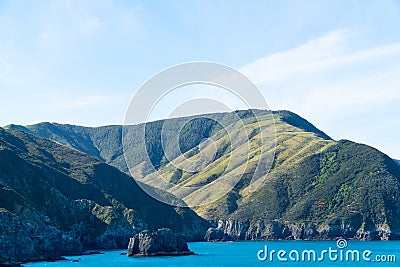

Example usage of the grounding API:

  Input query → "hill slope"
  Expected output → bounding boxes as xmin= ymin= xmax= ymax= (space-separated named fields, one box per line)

xmin=139 ymin=111 xmax=400 ymax=241
xmin=0 ymin=128 xmax=208 ymax=265
xmin=5 ymin=123 xmax=126 ymax=172
xmin=6 ymin=110 xmax=330 ymax=175
xmin=6 ymin=110 xmax=400 ymax=241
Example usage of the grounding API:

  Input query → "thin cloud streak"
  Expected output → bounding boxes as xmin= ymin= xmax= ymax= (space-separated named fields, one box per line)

xmin=241 ymin=29 xmax=400 ymax=158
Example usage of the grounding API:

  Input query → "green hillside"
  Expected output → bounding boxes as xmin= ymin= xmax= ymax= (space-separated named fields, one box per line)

xmin=5 ymin=110 xmax=400 ymax=242
xmin=139 ymin=111 xmax=400 ymax=241
xmin=6 ymin=110 xmax=329 ymax=174
xmin=5 ymin=123 xmax=126 ymax=172
xmin=0 ymin=128 xmax=208 ymax=265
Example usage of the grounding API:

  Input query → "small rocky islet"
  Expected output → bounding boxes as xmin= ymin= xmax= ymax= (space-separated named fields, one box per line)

xmin=126 ymin=228 xmax=194 ymax=257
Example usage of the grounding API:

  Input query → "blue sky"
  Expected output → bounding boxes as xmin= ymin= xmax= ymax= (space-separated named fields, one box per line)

xmin=1 ymin=0 xmax=400 ymax=159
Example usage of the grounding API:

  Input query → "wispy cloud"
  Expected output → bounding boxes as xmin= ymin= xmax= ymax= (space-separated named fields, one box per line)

xmin=241 ymin=29 xmax=400 ymax=117
xmin=0 ymin=1 xmax=144 ymax=126
xmin=49 ymin=92 xmax=132 ymax=124
xmin=241 ymin=29 xmax=400 ymax=158
xmin=33 ymin=1 xmax=144 ymax=52
xmin=59 ymin=94 xmax=109 ymax=108
xmin=242 ymin=29 xmax=353 ymax=84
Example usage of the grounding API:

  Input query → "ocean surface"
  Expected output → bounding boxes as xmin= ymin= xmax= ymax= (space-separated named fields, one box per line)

xmin=24 ymin=241 xmax=400 ymax=267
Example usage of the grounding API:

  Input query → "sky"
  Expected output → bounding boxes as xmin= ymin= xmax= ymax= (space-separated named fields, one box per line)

xmin=0 ymin=0 xmax=400 ymax=159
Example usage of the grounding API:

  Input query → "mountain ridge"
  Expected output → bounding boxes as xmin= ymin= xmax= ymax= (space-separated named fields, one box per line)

xmin=2 ymin=109 xmax=400 ymax=264
xmin=7 ymin=110 xmax=400 ymax=233
xmin=5 ymin=110 xmax=331 ymax=174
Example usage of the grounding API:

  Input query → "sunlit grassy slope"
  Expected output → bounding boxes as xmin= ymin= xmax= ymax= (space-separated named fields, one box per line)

xmin=7 ymin=110 xmax=400 ymax=232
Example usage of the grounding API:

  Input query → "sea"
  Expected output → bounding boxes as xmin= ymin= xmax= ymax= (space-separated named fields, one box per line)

xmin=24 ymin=241 xmax=400 ymax=267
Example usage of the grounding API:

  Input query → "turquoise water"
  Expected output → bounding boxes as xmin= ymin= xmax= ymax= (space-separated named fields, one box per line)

xmin=24 ymin=241 xmax=400 ymax=267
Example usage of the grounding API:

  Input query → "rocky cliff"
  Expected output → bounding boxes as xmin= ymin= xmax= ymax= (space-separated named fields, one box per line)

xmin=205 ymin=219 xmax=398 ymax=241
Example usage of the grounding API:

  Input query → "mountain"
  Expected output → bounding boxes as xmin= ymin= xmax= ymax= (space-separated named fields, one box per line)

xmin=5 ymin=110 xmax=330 ymax=175
xmin=0 ymin=128 xmax=208 ymax=265
xmin=137 ymin=110 xmax=400 ymax=241
xmin=5 ymin=110 xmax=400 ymax=244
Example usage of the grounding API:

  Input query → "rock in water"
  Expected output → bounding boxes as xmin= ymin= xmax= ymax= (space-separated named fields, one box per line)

xmin=127 ymin=229 xmax=194 ymax=256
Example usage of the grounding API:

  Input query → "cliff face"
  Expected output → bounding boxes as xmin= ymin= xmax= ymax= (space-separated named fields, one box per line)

xmin=205 ymin=220 xmax=398 ymax=241
xmin=0 ymin=209 xmax=83 ymax=265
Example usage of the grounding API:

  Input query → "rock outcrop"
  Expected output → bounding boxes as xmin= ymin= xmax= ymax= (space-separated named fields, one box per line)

xmin=0 ymin=209 xmax=82 ymax=266
xmin=127 ymin=229 xmax=194 ymax=256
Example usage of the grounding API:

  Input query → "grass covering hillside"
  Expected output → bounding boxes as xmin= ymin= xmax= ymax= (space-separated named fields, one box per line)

xmin=6 ymin=110 xmax=400 ymax=240
xmin=6 ymin=110 xmax=328 ymax=175
xmin=148 ymin=112 xmax=400 ymax=237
